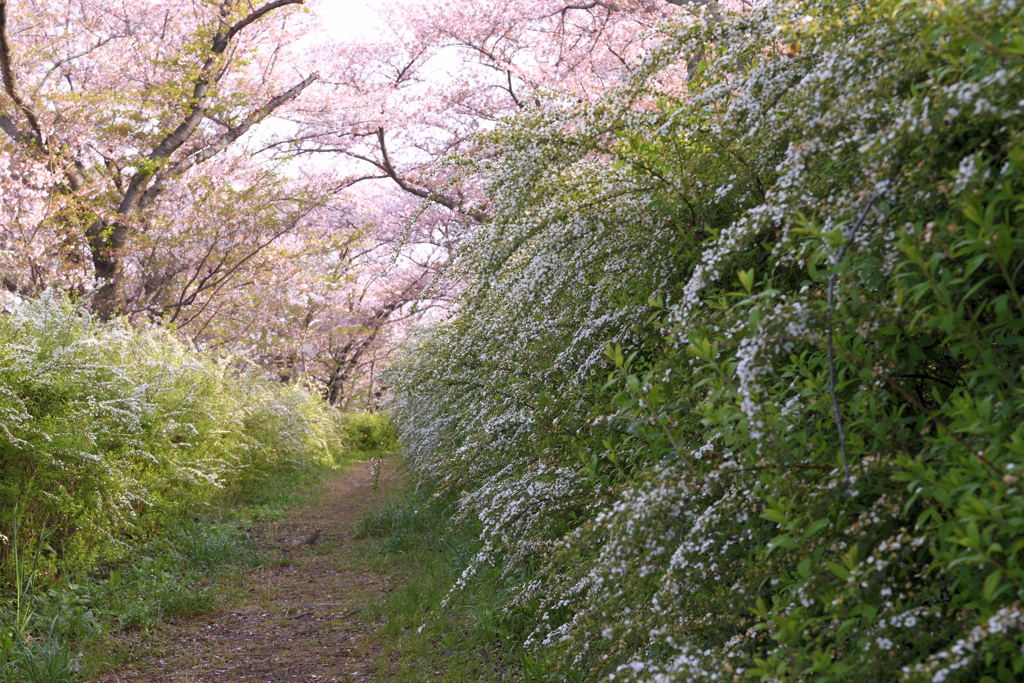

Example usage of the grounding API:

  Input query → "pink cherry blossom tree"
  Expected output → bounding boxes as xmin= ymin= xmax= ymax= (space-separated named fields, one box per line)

xmin=0 ymin=0 xmax=728 ymax=404
xmin=0 ymin=0 xmax=318 ymax=316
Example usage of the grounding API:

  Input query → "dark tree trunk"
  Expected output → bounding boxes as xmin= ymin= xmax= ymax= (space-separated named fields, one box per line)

xmin=86 ymin=220 xmax=132 ymax=318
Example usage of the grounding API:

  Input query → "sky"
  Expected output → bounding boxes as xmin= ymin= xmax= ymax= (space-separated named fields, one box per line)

xmin=310 ymin=0 xmax=390 ymax=41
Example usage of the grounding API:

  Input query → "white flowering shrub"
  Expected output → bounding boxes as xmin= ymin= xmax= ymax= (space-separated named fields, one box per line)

xmin=390 ymin=0 xmax=1024 ymax=678
xmin=0 ymin=293 xmax=340 ymax=580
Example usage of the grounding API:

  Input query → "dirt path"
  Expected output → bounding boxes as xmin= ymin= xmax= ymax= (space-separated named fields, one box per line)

xmin=100 ymin=459 xmax=396 ymax=682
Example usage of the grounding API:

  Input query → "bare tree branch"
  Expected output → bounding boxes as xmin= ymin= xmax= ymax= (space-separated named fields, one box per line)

xmin=375 ymin=127 xmax=488 ymax=223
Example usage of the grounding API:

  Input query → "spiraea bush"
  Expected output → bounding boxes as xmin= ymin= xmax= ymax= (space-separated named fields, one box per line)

xmin=0 ymin=293 xmax=341 ymax=583
xmin=389 ymin=0 xmax=1024 ymax=679
xmin=336 ymin=411 xmax=399 ymax=458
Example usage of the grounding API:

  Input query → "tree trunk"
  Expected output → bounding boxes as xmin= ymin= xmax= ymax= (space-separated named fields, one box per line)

xmin=86 ymin=220 xmax=131 ymax=318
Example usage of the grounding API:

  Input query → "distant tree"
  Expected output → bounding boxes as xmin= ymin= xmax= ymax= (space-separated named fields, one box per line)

xmin=279 ymin=0 xmax=699 ymax=223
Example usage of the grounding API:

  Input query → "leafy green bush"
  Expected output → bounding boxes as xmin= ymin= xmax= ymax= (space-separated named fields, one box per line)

xmin=0 ymin=293 xmax=339 ymax=582
xmin=336 ymin=411 xmax=399 ymax=458
xmin=389 ymin=0 xmax=1024 ymax=679
xmin=0 ymin=293 xmax=355 ymax=678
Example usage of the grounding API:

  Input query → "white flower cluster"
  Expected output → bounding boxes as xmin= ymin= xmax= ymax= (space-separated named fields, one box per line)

xmin=901 ymin=604 xmax=1024 ymax=682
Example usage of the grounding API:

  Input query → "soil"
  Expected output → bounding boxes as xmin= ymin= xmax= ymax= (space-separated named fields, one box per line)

xmin=98 ymin=458 xmax=396 ymax=682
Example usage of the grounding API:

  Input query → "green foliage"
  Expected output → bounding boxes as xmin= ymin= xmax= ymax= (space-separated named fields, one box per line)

xmin=0 ymin=293 xmax=355 ymax=678
xmin=357 ymin=487 xmax=529 ymax=680
xmin=0 ymin=294 xmax=341 ymax=581
xmin=389 ymin=0 xmax=1024 ymax=679
xmin=0 ymin=513 xmax=269 ymax=681
xmin=336 ymin=411 xmax=399 ymax=459
xmin=84 ymin=520 xmax=258 ymax=631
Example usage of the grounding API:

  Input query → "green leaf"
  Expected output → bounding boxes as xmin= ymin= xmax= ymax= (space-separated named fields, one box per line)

xmin=962 ymin=201 xmax=984 ymax=225
xmin=604 ymin=343 xmax=624 ymax=368
xmin=769 ymin=534 xmax=799 ymax=551
xmin=805 ymin=519 xmax=830 ymax=538
xmin=983 ymin=568 xmax=1003 ymax=601
xmin=825 ymin=562 xmax=850 ymax=580
xmin=739 ymin=269 xmax=755 ymax=294
xmin=797 ymin=557 xmax=812 ymax=578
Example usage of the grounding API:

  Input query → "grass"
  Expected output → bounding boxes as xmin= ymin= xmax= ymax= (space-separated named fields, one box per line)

xmin=0 ymin=460 xmax=334 ymax=682
xmin=0 ymin=419 xmax=399 ymax=681
xmin=355 ymin=480 xmax=542 ymax=681
xmin=0 ymin=297 xmax=403 ymax=680
xmin=4 ymin=451 xmax=524 ymax=681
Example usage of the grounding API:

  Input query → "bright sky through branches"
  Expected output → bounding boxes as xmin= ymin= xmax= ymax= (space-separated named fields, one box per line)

xmin=311 ymin=0 xmax=389 ymax=40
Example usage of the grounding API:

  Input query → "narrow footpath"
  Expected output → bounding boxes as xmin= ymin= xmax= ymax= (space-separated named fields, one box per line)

xmin=100 ymin=459 xmax=396 ymax=682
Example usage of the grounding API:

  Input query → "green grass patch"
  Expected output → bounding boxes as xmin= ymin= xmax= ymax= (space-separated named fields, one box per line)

xmin=0 ymin=460 xmax=333 ymax=682
xmin=356 ymin=483 xmax=538 ymax=681
xmin=337 ymin=411 xmax=399 ymax=461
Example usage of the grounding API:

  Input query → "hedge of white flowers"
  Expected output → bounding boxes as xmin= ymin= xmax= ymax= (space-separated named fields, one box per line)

xmin=389 ymin=0 xmax=1024 ymax=678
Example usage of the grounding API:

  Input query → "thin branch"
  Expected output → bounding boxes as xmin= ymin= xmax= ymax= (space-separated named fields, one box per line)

xmin=224 ymin=0 xmax=303 ymax=43
xmin=375 ymin=126 xmax=488 ymax=223
xmin=506 ymin=69 xmax=523 ymax=108
xmin=538 ymin=2 xmax=621 ymax=20
xmin=147 ymin=72 xmax=319 ymax=200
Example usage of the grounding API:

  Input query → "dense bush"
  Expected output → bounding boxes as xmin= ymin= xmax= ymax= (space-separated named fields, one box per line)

xmin=0 ymin=293 xmax=342 ymax=583
xmin=389 ymin=0 xmax=1024 ymax=679
xmin=337 ymin=411 xmax=399 ymax=457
